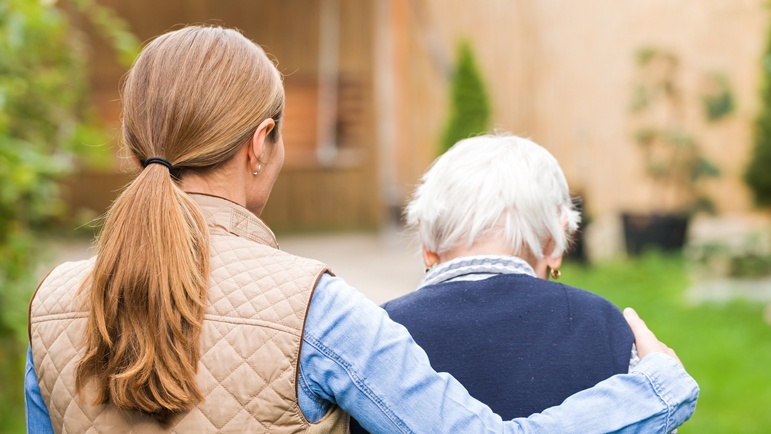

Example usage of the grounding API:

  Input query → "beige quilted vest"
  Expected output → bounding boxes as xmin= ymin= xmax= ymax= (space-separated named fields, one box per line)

xmin=29 ymin=194 xmax=349 ymax=434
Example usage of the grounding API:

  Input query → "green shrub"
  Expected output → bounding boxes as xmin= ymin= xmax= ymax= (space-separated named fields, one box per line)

xmin=0 ymin=1 xmax=137 ymax=431
xmin=439 ymin=40 xmax=491 ymax=154
xmin=746 ymin=24 xmax=771 ymax=207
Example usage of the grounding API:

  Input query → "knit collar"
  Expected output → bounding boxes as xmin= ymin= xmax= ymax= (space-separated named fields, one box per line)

xmin=188 ymin=193 xmax=279 ymax=249
xmin=418 ymin=254 xmax=536 ymax=290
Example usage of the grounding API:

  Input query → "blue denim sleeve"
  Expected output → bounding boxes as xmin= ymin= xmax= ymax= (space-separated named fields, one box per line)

xmin=25 ymin=346 xmax=54 ymax=434
xmin=298 ymin=273 xmax=699 ymax=434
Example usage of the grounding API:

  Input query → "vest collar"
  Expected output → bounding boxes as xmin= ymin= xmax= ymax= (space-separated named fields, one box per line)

xmin=188 ymin=193 xmax=279 ymax=249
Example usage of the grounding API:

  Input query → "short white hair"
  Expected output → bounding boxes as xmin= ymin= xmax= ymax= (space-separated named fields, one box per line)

xmin=405 ymin=134 xmax=580 ymax=259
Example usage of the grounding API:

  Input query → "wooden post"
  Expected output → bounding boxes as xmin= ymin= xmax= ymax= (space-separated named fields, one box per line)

xmin=317 ymin=0 xmax=341 ymax=165
xmin=375 ymin=0 xmax=409 ymax=227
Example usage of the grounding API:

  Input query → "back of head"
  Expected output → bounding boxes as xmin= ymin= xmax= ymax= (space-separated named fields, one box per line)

xmin=123 ymin=25 xmax=284 ymax=169
xmin=405 ymin=134 xmax=580 ymax=260
xmin=75 ymin=26 xmax=284 ymax=422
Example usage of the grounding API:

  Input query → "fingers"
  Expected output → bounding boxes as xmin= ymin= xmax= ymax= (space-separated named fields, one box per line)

xmin=624 ymin=307 xmax=683 ymax=368
xmin=623 ymin=307 xmax=650 ymax=340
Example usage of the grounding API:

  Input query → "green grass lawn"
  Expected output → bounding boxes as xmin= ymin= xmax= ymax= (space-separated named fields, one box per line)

xmin=2 ymin=253 xmax=768 ymax=432
xmin=563 ymin=253 xmax=771 ymax=434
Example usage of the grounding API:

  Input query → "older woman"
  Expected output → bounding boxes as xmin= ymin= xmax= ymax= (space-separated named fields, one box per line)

xmin=352 ymin=134 xmax=645 ymax=431
xmin=25 ymin=27 xmax=696 ymax=433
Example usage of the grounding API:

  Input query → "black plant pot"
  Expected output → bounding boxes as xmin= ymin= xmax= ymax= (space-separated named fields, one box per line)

xmin=566 ymin=196 xmax=589 ymax=263
xmin=622 ymin=212 xmax=689 ymax=256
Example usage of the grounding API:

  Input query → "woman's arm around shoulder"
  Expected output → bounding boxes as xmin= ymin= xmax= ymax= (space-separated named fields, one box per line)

xmin=297 ymin=273 xmax=699 ymax=433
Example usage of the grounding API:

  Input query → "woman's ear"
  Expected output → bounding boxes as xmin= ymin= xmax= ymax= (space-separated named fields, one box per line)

xmin=247 ymin=118 xmax=276 ymax=172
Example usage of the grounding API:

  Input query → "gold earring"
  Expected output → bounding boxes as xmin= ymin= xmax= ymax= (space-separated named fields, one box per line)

xmin=252 ymin=163 xmax=262 ymax=176
xmin=550 ymin=268 xmax=561 ymax=280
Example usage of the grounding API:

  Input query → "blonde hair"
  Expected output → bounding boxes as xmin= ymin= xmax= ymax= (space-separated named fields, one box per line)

xmin=75 ymin=26 xmax=284 ymax=421
xmin=406 ymin=134 xmax=580 ymax=260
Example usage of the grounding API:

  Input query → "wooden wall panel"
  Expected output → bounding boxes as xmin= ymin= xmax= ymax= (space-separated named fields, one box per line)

xmin=262 ymin=166 xmax=380 ymax=232
xmin=527 ymin=0 xmax=766 ymax=216
xmin=70 ymin=0 xmax=381 ymax=231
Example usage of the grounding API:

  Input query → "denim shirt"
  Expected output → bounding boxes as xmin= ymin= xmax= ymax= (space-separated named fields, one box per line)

xmin=26 ymin=272 xmax=698 ymax=433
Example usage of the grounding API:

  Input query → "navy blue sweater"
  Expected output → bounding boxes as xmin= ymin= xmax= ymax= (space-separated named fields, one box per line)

xmin=350 ymin=274 xmax=633 ymax=431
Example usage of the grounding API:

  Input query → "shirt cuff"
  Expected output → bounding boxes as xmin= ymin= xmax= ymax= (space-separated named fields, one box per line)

xmin=630 ymin=352 xmax=700 ymax=431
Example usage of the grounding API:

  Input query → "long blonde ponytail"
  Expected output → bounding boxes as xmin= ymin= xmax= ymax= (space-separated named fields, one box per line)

xmin=75 ymin=26 xmax=284 ymax=421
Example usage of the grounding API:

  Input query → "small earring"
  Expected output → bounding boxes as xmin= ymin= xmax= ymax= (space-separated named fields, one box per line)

xmin=252 ymin=163 xmax=262 ymax=176
xmin=550 ymin=268 xmax=561 ymax=280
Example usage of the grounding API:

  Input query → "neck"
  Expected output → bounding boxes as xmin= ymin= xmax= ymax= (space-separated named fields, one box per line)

xmin=437 ymin=238 xmax=549 ymax=280
xmin=437 ymin=237 xmax=524 ymax=263
xmin=180 ymin=171 xmax=248 ymax=209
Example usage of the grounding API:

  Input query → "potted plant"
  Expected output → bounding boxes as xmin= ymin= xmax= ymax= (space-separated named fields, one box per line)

xmin=623 ymin=47 xmax=728 ymax=255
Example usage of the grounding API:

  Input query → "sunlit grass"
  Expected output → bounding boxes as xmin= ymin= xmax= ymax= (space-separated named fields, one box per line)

xmin=563 ymin=253 xmax=771 ymax=434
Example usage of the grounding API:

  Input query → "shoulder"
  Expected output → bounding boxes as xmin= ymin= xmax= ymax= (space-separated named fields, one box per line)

xmin=32 ymin=258 xmax=95 ymax=302
xmin=312 ymin=273 xmax=365 ymax=311
xmin=382 ymin=274 xmax=543 ymax=312
xmin=552 ymin=280 xmax=624 ymax=316
xmin=305 ymin=273 xmax=395 ymax=347
xmin=45 ymin=257 xmax=96 ymax=281
xmin=205 ymin=236 xmax=330 ymax=324
xmin=380 ymin=282 xmax=451 ymax=316
xmin=546 ymin=281 xmax=632 ymax=343
xmin=29 ymin=258 xmax=95 ymax=339
xmin=210 ymin=233 xmax=328 ymax=277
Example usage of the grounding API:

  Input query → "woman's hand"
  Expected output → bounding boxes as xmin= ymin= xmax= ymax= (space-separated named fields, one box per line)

xmin=624 ymin=307 xmax=683 ymax=367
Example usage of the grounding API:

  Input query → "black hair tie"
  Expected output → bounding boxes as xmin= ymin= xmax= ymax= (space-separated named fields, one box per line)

xmin=142 ymin=157 xmax=174 ymax=172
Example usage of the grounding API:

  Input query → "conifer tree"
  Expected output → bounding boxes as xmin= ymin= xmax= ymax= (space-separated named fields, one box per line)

xmin=440 ymin=41 xmax=491 ymax=154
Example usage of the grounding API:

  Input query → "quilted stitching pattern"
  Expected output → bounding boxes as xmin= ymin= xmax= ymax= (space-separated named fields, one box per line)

xmin=30 ymin=196 xmax=349 ymax=433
